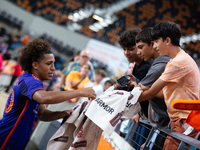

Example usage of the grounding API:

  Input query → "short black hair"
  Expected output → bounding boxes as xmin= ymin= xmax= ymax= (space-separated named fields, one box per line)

xmin=135 ymin=28 xmax=153 ymax=45
xmin=105 ymin=79 xmax=116 ymax=85
xmin=2 ymin=52 xmax=11 ymax=60
xmin=119 ymin=28 xmax=141 ymax=47
xmin=19 ymin=38 xmax=52 ymax=72
xmin=151 ymin=21 xmax=181 ymax=46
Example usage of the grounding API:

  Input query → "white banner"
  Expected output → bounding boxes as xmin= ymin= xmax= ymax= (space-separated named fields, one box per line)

xmin=85 ymin=39 xmax=128 ymax=76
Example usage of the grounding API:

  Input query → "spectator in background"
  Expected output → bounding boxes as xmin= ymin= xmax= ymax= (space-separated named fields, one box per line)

xmin=126 ymin=62 xmax=135 ymax=76
xmin=103 ymin=79 xmax=116 ymax=91
xmin=0 ymin=53 xmax=3 ymax=74
xmin=53 ymin=50 xmax=95 ymax=91
xmin=0 ymin=41 xmax=8 ymax=55
xmin=9 ymin=36 xmax=23 ymax=50
xmin=73 ymin=51 xmax=80 ymax=62
xmin=0 ymin=26 xmax=6 ymax=37
xmin=5 ymin=57 xmax=23 ymax=93
xmin=61 ymin=51 xmax=80 ymax=70
xmin=1 ymin=52 xmax=12 ymax=75
xmin=85 ymin=69 xmax=107 ymax=97
xmin=64 ymin=63 xmax=91 ymax=103
xmin=6 ymin=32 xmax=21 ymax=50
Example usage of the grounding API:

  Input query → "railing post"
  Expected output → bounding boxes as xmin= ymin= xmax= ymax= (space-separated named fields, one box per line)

xmin=177 ymin=141 xmax=189 ymax=150
xmin=143 ymin=128 xmax=156 ymax=150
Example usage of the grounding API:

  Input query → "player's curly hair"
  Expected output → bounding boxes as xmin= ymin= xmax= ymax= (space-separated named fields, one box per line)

xmin=19 ymin=38 xmax=52 ymax=72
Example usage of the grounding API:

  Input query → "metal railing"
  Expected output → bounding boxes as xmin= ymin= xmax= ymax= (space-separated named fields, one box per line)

xmin=117 ymin=119 xmax=200 ymax=150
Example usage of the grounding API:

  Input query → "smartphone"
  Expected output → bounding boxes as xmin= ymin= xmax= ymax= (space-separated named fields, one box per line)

xmin=117 ymin=76 xmax=129 ymax=87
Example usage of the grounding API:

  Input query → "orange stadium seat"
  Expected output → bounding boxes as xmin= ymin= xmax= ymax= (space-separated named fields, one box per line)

xmin=9 ymin=0 xmax=200 ymax=57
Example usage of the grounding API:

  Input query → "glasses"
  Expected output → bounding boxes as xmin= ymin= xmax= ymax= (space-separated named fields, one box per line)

xmin=81 ymin=55 xmax=89 ymax=59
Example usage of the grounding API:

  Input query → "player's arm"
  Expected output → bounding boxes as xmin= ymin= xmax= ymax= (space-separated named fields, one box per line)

xmin=37 ymin=104 xmax=73 ymax=121
xmin=32 ymin=87 xmax=96 ymax=104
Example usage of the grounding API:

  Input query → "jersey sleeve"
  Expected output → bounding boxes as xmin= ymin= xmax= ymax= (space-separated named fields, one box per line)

xmin=25 ymin=79 xmax=44 ymax=101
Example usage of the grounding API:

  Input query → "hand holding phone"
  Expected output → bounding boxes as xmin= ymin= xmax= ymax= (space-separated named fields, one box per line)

xmin=126 ymin=74 xmax=139 ymax=87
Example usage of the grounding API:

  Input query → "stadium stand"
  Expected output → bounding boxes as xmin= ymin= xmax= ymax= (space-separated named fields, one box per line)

xmin=8 ymin=0 xmax=200 ymax=58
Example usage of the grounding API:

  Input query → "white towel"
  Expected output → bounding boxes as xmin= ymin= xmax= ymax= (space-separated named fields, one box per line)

xmin=85 ymin=86 xmax=141 ymax=136
xmin=47 ymin=101 xmax=103 ymax=150
xmin=47 ymin=86 xmax=142 ymax=150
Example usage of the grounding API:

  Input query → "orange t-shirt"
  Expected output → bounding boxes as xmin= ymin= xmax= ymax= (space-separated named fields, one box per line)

xmin=64 ymin=71 xmax=91 ymax=90
xmin=160 ymin=50 xmax=200 ymax=121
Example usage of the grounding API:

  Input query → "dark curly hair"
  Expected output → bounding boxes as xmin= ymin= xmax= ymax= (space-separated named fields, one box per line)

xmin=19 ymin=38 xmax=52 ymax=72
xmin=119 ymin=28 xmax=141 ymax=48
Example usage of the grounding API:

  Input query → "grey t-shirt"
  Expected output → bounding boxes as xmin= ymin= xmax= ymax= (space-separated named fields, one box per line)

xmin=140 ymin=55 xmax=171 ymax=129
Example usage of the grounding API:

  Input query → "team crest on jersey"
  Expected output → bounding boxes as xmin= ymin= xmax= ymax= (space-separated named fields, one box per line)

xmin=33 ymin=104 xmax=40 ymax=114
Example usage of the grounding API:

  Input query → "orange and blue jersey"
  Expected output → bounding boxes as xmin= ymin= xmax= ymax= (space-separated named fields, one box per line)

xmin=0 ymin=72 xmax=44 ymax=150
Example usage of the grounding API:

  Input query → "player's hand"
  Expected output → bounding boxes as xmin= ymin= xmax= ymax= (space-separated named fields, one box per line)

xmin=62 ymin=109 xmax=73 ymax=117
xmin=60 ymin=109 xmax=73 ymax=125
xmin=79 ymin=87 xmax=96 ymax=100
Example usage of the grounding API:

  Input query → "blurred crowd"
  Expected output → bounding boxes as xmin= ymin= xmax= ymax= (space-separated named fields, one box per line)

xmin=0 ymin=24 xmax=116 ymax=98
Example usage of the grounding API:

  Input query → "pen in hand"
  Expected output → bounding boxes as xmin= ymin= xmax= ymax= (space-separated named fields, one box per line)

xmin=135 ymin=77 xmax=139 ymax=85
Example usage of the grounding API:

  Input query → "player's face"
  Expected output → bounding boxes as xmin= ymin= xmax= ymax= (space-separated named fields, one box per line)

xmin=123 ymin=45 xmax=140 ymax=63
xmin=36 ymin=54 xmax=55 ymax=82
